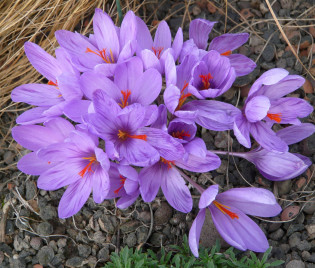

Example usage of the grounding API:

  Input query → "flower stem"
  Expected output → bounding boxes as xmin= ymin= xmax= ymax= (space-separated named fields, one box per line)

xmin=209 ymin=150 xmax=244 ymax=158
xmin=116 ymin=0 xmax=123 ymax=25
xmin=175 ymin=167 xmax=204 ymax=193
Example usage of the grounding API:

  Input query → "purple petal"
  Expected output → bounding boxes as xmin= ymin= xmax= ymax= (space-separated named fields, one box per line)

xmin=44 ymin=117 xmax=74 ymax=138
xmin=276 ymin=123 xmax=315 ymax=145
xmin=209 ymin=33 xmax=249 ymax=53
xmin=63 ymin=100 xmax=91 ymax=123
xmin=58 ymin=178 xmax=92 ymax=218
xmin=143 ymin=105 xmax=159 ymax=126
xmin=153 ymin=21 xmax=172 ymax=49
xmin=139 ymin=163 xmax=162 ymax=202
xmin=24 ymin=42 xmax=61 ymax=82
xmin=250 ymin=122 xmax=288 ymax=152
xmin=58 ymin=73 xmax=83 ymax=101
xmin=168 ymin=118 xmax=197 ymax=143
xmin=135 ymin=16 xmax=153 ymax=53
xmin=16 ymin=107 xmax=51 ymax=125
xmin=165 ymin=53 xmax=177 ymax=87
xmin=245 ymin=96 xmax=270 ymax=123
xmin=161 ymin=166 xmax=192 ymax=213
xmin=11 ymin=84 xmax=63 ymax=106
xmin=151 ymin=104 xmax=168 ymax=131
xmin=117 ymin=40 xmax=137 ymax=63
xmin=189 ymin=19 xmax=216 ymax=50
xmin=164 ymin=85 xmax=180 ymax=114
xmin=228 ymin=54 xmax=256 ymax=77
xmin=233 ymin=114 xmax=251 ymax=148
xmin=92 ymin=166 xmax=110 ymax=203
xmin=93 ymin=89 xmax=121 ymax=119
xmin=17 ymin=152 xmax=52 ymax=175
xmin=117 ymin=193 xmax=139 ymax=209
xmin=210 ymin=205 xmax=269 ymax=252
xmin=118 ymin=165 xmax=139 ymax=195
xmin=141 ymin=49 xmax=161 ymax=71
xmin=120 ymin=10 xmax=137 ymax=49
xmin=182 ymin=137 xmax=207 ymax=158
xmin=199 ymin=185 xmax=218 ymax=209
xmin=216 ymin=188 xmax=281 ymax=217
xmin=189 ymin=208 xmax=206 ymax=257
xmin=172 ymin=27 xmax=183 ymax=60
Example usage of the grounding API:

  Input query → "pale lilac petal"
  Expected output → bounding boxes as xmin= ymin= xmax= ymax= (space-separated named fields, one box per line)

xmin=209 ymin=33 xmax=249 ymax=53
xmin=172 ymin=27 xmax=183 ymax=60
xmin=233 ymin=114 xmax=251 ymax=148
xmin=161 ymin=167 xmax=192 ymax=213
xmin=18 ymin=152 xmax=52 ymax=175
xmin=168 ymin=118 xmax=197 ymax=143
xmin=250 ymin=122 xmax=288 ymax=152
xmin=117 ymin=40 xmax=137 ymax=63
xmin=24 ymin=42 xmax=61 ymax=81
xmin=58 ymin=178 xmax=92 ymax=218
xmin=93 ymin=9 xmax=119 ymax=58
xmin=37 ymin=142 xmax=80 ymax=162
xmin=117 ymin=193 xmax=139 ymax=209
xmin=228 ymin=54 xmax=256 ymax=76
xmin=164 ymin=85 xmax=180 ymax=114
xmin=216 ymin=188 xmax=281 ymax=217
xmin=120 ymin=10 xmax=137 ymax=49
xmin=143 ymin=105 xmax=159 ymax=126
xmin=189 ymin=208 xmax=206 ymax=257
xmin=44 ymin=117 xmax=74 ymax=138
xmin=153 ymin=21 xmax=172 ymax=49
xmin=139 ymin=163 xmax=162 ymax=202
xmin=63 ymin=100 xmax=91 ymax=123
xmin=179 ymin=39 xmax=199 ymax=63
xmin=165 ymin=53 xmax=177 ymax=87
xmin=57 ymin=73 xmax=83 ymax=101
xmin=141 ymin=49 xmax=161 ymax=71
xmin=11 ymin=84 xmax=63 ymax=106
xmin=119 ymin=165 xmax=139 ymax=195
xmin=138 ymin=127 xmax=185 ymax=161
xmin=92 ymin=166 xmax=110 ymax=203
xmin=245 ymin=96 xmax=270 ymax=123
xmin=182 ymin=137 xmax=206 ymax=158
xmin=55 ymin=47 xmax=78 ymax=75
xmin=189 ymin=19 xmax=216 ymax=50
xmin=94 ymin=62 xmax=117 ymax=77
xmin=135 ymin=16 xmax=153 ymax=53
xmin=92 ymin=89 xmax=121 ymax=119
xmin=276 ymin=123 xmax=315 ymax=145
xmin=42 ymin=102 xmax=66 ymax=117
xmin=67 ymin=130 xmax=97 ymax=153
xmin=176 ymin=54 xmax=199 ymax=89
xmin=117 ymin=104 xmax=147 ymax=131
xmin=151 ymin=104 xmax=168 ymax=131
xmin=210 ymin=205 xmax=269 ymax=252
xmin=16 ymin=107 xmax=51 ymax=125
xmin=199 ymin=185 xmax=218 ymax=209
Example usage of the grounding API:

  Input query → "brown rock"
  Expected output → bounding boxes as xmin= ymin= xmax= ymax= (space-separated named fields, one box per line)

xmin=196 ymin=0 xmax=207 ymax=8
xmin=192 ymin=5 xmax=201 ymax=16
xmin=280 ymin=206 xmax=300 ymax=221
xmin=296 ymin=177 xmax=306 ymax=190
xmin=310 ymin=67 xmax=315 ymax=76
xmin=300 ymin=40 xmax=310 ymax=49
xmin=240 ymin=8 xmax=254 ymax=20
xmin=207 ymin=2 xmax=217 ymax=13
xmin=303 ymin=79 xmax=314 ymax=94
xmin=309 ymin=26 xmax=315 ymax=38
xmin=307 ymin=44 xmax=315 ymax=54
xmin=300 ymin=49 xmax=309 ymax=57
xmin=240 ymin=85 xmax=251 ymax=97
xmin=33 ymin=265 xmax=44 ymax=268
xmin=154 ymin=202 xmax=173 ymax=225
xmin=282 ymin=29 xmax=300 ymax=42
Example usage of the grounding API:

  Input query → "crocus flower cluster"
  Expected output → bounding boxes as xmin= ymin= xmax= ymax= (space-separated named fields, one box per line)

xmin=11 ymin=8 xmax=314 ymax=257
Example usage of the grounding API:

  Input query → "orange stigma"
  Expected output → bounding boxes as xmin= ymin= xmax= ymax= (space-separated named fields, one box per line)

xmin=117 ymin=130 xmax=147 ymax=141
xmin=213 ymin=201 xmax=239 ymax=220
xmin=160 ymin=157 xmax=175 ymax=169
xmin=220 ymin=50 xmax=232 ymax=56
xmin=48 ymin=80 xmax=58 ymax=86
xmin=114 ymin=175 xmax=126 ymax=194
xmin=78 ymin=155 xmax=97 ymax=177
xmin=199 ymin=73 xmax=213 ymax=89
xmin=172 ymin=130 xmax=190 ymax=140
xmin=267 ymin=113 xmax=282 ymax=123
xmin=119 ymin=89 xmax=131 ymax=108
xmin=85 ymin=47 xmax=115 ymax=63
xmin=176 ymin=82 xmax=192 ymax=111
xmin=152 ymin=46 xmax=164 ymax=59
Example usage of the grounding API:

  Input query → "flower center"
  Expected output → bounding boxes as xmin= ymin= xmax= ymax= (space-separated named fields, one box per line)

xmin=114 ymin=175 xmax=126 ymax=194
xmin=213 ymin=200 xmax=239 ymax=220
xmin=176 ymin=82 xmax=192 ymax=111
xmin=267 ymin=113 xmax=282 ymax=123
xmin=117 ymin=130 xmax=147 ymax=141
xmin=152 ymin=46 xmax=164 ymax=59
xmin=160 ymin=157 xmax=174 ymax=169
xmin=172 ymin=130 xmax=190 ymax=140
xmin=119 ymin=89 xmax=131 ymax=108
xmin=220 ymin=50 xmax=232 ymax=56
xmin=199 ymin=73 xmax=213 ymax=89
xmin=48 ymin=80 xmax=62 ymax=97
xmin=85 ymin=47 xmax=115 ymax=63
xmin=78 ymin=155 xmax=97 ymax=177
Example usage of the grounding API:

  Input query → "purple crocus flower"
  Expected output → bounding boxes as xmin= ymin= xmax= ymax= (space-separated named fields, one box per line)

xmin=189 ymin=185 xmax=281 ymax=257
xmin=11 ymin=43 xmax=82 ymax=124
xmin=139 ymin=138 xmax=221 ymax=213
xmin=86 ymin=90 xmax=185 ymax=166
xmin=55 ymin=9 xmax=137 ymax=75
xmin=136 ymin=17 xmax=183 ymax=73
xmin=37 ymin=130 xmax=110 ymax=218
xmin=233 ymin=123 xmax=315 ymax=181
xmin=180 ymin=18 xmax=256 ymax=76
xmin=233 ymin=68 xmax=313 ymax=152
xmin=168 ymin=118 xmax=197 ymax=144
xmin=104 ymin=163 xmax=140 ymax=209
xmin=11 ymin=118 xmax=75 ymax=175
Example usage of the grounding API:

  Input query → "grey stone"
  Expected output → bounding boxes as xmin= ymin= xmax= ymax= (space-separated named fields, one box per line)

xmin=137 ymin=211 xmax=151 ymax=224
xmin=261 ymin=62 xmax=276 ymax=70
xmin=214 ymin=132 xmax=233 ymax=149
xmin=280 ymin=0 xmax=293 ymax=9
xmin=51 ymin=253 xmax=64 ymax=266
xmin=216 ymin=160 xmax=228 ymax=174
xmin=3 ymin=151 xmax=14 ymax=165
xmin=149 ymin=233 xmax=166 ymax=247
xmin=154 ymin=202 xmax=173 ymax=225
xmin=125 ymin=233 xmax=137 ymax=248
xmin=5 ymin=220 xmax=14 ymax=235
xmin=65 ymin=256 xmax=83 ymax=267
xmin=269 ymin=228 xmax=284 ymax=240
xmin=97 ymin=247 xmax=109 ymax=261
xmin=92 ymin=231 xmax=106 ymax=244
xmin=9 ymin=258 xmax=26 ymax=268
xmin=303 ymin=201 xmax=315 ymax=215
xmin=287 ymin=224 xmax=305 ymax=236
xmin=25 ymin=180 xmax=37 ymax=200
xmin=99 ymin=215 xmax=115 ymax=234
xmin=57 ymin=238 xmax=67 ymax=248
xmin=78 ymin=244 xmax=91 ymax=258
xmin=0 ymin=251 xmax=3 ymax=265
xmin=40 ymin=205 xmax=57 ymax=220
xmin=286 ymin=260 xmax=305 ymax=268
xmin=13 ymin=236 xmax=29 ymax=252
xmin=302 ymin=251 xmax=311 ymax=261
xmin=286 ymin=57 xmax=295 ymax=68
xmin=297 ymin=240 xmax=311 ymax=251
xmin=30 ymin=237 xmax=42 ymax=250
xmin=120 ymin=220 xmax=141 ymax=234
xmin=262 ymin=45 xmax=275 ymax=62
xmin=277 ymin=180 xmax=292 ymax=196
xmin=289 ymin=232 xmax=301 ymax=248
xmin=136 ymin=226 xmax=148 ymax=244
xmin=37 ymin=246 xmax=54 ymax=266
xmin=37 ymin=222 xmax=53 ymax=236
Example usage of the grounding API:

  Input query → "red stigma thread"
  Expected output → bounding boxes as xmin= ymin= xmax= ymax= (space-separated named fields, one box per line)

xmin=267 ymin=113 xmax=282 ymax=123
xmin=160 ymin=157 xmax=175 ymax=169
xmin=114 ymin=175 xmax=126 ymax=194
xmin=213 ymin=201 xmax=239 ymax=220
xmin=78 ymin=156 xmax=97 ymax=177
xmin=172 ymin=130 xmax=190 ymax=140
xmin=119 ymin=90 xmax=131 ymax=108
xmin=85 ymin=47 xmax=115 ymax=63
xmin=117 ymin=130 xmax=147 ymax=141
xmin=199 ymin=73 xmax=213 ymax=89
xmin=48 ymin=80 xmax=58 ymax=86
xmin=176 ymin=82 xmax=192 ymax=111
xmin=220 ymin=50 xmax=232 ymax=56
xmin=152 ymin=46 xmax=164 ymax=59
